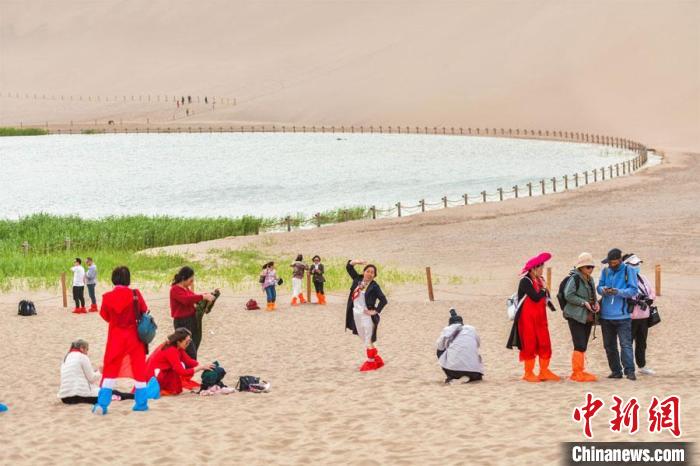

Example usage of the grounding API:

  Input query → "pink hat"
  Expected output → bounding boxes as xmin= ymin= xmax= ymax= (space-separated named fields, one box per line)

xmin=520 ymin=252 xmax=552 ymax=275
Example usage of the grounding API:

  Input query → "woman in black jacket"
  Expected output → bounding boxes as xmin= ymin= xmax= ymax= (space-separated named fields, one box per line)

xmin=345 ymin=259 xmax=388 ymax=371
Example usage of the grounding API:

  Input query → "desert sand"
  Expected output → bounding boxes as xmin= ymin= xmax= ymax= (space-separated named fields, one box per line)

xmin=0 ymin=0 xmax=698 ymax=151
xmin=0 ymin=150 xmax=698 ymax=465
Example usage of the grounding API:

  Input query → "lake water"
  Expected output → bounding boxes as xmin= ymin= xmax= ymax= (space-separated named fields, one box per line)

xmin=0 ymin=133 xmax=633 ymax=219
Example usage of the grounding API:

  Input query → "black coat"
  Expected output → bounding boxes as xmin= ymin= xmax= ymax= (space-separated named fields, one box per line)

xmin=345 ymin=261 xmax=388 ymax=343
xmin=506 ymin=276 xmax=548 ymax=350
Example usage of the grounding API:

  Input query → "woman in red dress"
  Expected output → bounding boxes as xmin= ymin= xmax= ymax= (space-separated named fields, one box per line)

xmin=170 ymin=266 xmax=214 ymax=360
xmin=507 ymin=252 xmax=561 ymax=382
xmin=93 ymin=266 xmax=151 ymax=414
xmin=146 ymin=328 xmax=213 ymax=396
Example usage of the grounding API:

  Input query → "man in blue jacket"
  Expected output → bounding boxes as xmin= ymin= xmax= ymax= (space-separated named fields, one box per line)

xmin=597 ymin=248 xmax=639 ymax=380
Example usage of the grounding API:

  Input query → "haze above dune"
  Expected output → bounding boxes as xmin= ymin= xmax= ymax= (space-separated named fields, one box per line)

xmin=0 ymin=0 xmax=698 ymax=150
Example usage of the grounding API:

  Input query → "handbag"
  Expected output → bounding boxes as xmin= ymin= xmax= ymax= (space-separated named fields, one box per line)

xmin=647 ymin=305 xmax=661 ymax=328
xmin=133 ymin=290 xmax=157 ymax=345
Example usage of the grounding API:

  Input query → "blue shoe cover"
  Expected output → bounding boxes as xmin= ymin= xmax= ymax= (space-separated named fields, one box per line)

xmin=0 ymin=403 xmax=8 ymax=412
xmin=133 ymin=387 xmax=149 ymax=412
xmin=147 ymin=376 xmax=161 ymax=400
xmin=92 ymin=388 xmax=112 ymax=415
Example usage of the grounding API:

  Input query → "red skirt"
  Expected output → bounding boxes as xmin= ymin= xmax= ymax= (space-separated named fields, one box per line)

xmin=101 ymin=325 xmax=148 ymax=383
xmin=517 ymin=297 xmax=552 ymax=361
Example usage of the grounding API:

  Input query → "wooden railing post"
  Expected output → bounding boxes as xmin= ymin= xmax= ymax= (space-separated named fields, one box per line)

xmin=426 ymin=267 xmax=435 ymax=302
xmin=420 ymin=199 xmax=426 ymax=212
xmin=655 ymin=264 xmax=661 ymax=296
xmin=285 ymin=216 xmax=291 ymax=232
xmin=481 ymin=191 xmax=487 ymax=203
xmin=498 ymin=188 xmax=503 ymax=201
xmin=396 ymin=202 xmax=402 ymax=217
xmin=541 ymin=180 xmax=546 ymax=195
xmin=442 ymin=196 xmax=448 ymax=208
xmin=462 ymin=194 xmax=468 ymax=205
xmin=61 ymin=273 xmax=68 ymax=308
xmin=546 ymin=267 xmax=552 ymax=291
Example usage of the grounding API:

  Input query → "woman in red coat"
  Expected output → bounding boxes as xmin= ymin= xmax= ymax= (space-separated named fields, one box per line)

xmin=146 ymin=328 xmax=213 ymax=396
xmin=93 ymin=266 xmax=151 ymax=414
xmin=506 ymin=252 xmax=561 ymax=382
xmin=170 ymin=266 xmax=214 ymax=360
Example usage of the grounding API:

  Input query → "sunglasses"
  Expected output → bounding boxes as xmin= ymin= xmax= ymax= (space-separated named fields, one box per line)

xmin=583 ymin=266 xmax=595 ymax=270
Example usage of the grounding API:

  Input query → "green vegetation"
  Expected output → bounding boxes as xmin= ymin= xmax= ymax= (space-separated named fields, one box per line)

xmin=0 ymin=127 xmax=48 ymax=136
xmin=80 ymin=129 xmax=102 ymax=134
xmin=0 ymin=213 xmax=428 ymax=291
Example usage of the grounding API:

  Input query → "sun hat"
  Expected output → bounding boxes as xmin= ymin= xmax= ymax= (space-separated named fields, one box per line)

xmin=575 ymin=253 xmax=595 ymax=269
xmin=520 ymin=252 xmax=552 ymax=275
xmin=601 ymin=248 xmax=622 ymax=264
xmin=623 ymin=254 xmax=643 ymax=266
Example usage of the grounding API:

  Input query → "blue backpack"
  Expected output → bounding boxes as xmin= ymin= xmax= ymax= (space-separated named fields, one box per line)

xmin=132 ymin=290 xmax=157 ymax=345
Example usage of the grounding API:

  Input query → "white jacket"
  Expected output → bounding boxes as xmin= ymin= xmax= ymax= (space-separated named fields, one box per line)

xmin=436 ymin=324 xmax=484 ymax=374
xmin=57 ymin=352 xmax=101 ymax=399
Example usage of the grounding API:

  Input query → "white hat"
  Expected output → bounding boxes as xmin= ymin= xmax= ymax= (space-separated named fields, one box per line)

xmin=575 ymin=252 xmax=595 ymax=269
xmin=624 ymin=254 xmax=643 ymax=266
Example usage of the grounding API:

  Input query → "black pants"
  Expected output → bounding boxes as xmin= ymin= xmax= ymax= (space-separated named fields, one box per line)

xmin=87 ymin=284 xmax=97 ymax=305
xmin=61 ymin=390 xmax=134 ymax=404
xmin=72 ymin=286 xmax=85 ymax=308
xmin=174 ymin=315 xmax=198 ymax=360
xmin=567 ymin=318 xmax=593 ymax=352
xmin=313 ymin=281 xmax=324 ymax=294
xmin=631 ymin=318 xmax=649 ymax=368
xmin=442 ymin=368 xmax=483 ymax=382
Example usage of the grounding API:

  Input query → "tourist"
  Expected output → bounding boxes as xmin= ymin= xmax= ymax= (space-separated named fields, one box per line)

xmin=624 ymin=253 xmax=656 ymax=375
xmin=94 ymin=266 xmax=151 ymax=414
xmin=290 ymin=254 xmax=308 ymax=306
xmin=310 ymin=255 xmax=326 ymax=305
xmin=70 ymin=258 xmax=86 ymax=314
xmin=345 ymin=259 xmax=388 ymax=371
xmin=146 ymin=328 xmax=214 ymax=396
xmin=170 ymin=266 xmax=214 ymax=359
xmin=436 ymin=309 xmax=484 ymax=384
xmin=260 ymin=262 xmax=279 ymax=311
xmin=563 ymin=253 xmax=600 ymax=382
xmin=506 ymin=252 xmax=560 ymax=382
xmin=58 ymin=339 xmax=134 ymax=404
xmin=597 ymin=248 xmax=639 ymax=381
xmin=85 ymin=257 xmax=98 ymax=312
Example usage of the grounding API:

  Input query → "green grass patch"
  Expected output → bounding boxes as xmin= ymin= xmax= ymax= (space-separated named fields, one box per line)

xmin=0 ymin=127 xmax=48 ymax=136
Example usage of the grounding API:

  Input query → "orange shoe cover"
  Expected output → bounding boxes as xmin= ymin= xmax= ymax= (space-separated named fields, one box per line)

xmin=538 ymin=357 xmax=561 ymax=381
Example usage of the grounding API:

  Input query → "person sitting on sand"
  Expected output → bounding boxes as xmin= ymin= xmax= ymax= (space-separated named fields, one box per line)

xmin=58 ymin=339 xmax=134 ymax=404
xmin=310 ymin=255 xmax=326 ymax=305
xmin=94 ymin=266 xmax=154 ymax=414
xmin=563 ymin=253 xmax=600 ymax=382
xmin=290 ymin=254 xmax=308 ymax=306
xmin=70 ymin=258 xmax=86 ymax=314
xmin=436 ymin=309 xmax=484 ymax=384
xmin=345 ymin=259 xmax=388 ymax=371
xmin=260 ymin=262 xmax=279 ymax=311
xmin=170 ymin=266 xmax=214 ymax=359
xmin=507 ymin=252 xmax=560 ymax=382
xmin=623 ymin=253 xmax=656 ymax=376
xmin=146 ymin=328 xmax=217 ymax=396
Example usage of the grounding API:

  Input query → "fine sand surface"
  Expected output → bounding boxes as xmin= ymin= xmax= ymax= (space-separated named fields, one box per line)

xmin=0 ymin=0 xmax=698 ymax=152
xmin=0 ymin=151 xmax=698 ymax=465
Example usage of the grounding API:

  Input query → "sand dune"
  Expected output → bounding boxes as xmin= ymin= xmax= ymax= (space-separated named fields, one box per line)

xmin=0 ymin=151 xmax=698 ymax=465
xmin=0 ymin=0 xmax=698 ymax=150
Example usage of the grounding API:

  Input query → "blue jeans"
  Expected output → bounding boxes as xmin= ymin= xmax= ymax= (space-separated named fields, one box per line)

xmin=600 ymin=318 xmax=635 ymax=375
xmin=87 ymin=284 xmax=97 ymax=305
xmin=264 ymin=286 xmax=276 ymax=302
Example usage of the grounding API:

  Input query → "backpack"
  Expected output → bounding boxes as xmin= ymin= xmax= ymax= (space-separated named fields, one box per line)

xmin=557 ymin=272 xmax=581 ymax=311
xmin=17 ymin=300 xmax=36 ymax=316
xmin=133 ymin=290 xmax=157 ymax=345
xmin=200 ymin=361 xmax=227 ymax=390
xmin=245 ymin=299 xmax=260 ymax=310
xmin=506 ymin=276 xmax=531 ymax=320
xmin=236 ymin=375 xmax=271 ymax=393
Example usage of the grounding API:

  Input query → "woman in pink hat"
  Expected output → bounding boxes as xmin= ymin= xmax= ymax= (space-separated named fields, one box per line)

xmin=507 ymin=252 xmax=560 ymax=382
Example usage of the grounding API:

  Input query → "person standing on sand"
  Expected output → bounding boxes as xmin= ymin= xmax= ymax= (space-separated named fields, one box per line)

xmin=85 ymin=257 xmax=98 ymax=312
xmin=170 ymin=266 xmax=214 ymax=359
xmin=436 ymin=309 xmax=484 ymax=384
xmin=93 ymin=266 xmax=153 ymax=414
xmin=623 ymin=253 xmax=656 ymax=375
xmin=71 ymin=258 xmax=87 ymax=314
xmin=260 ymin=262 xmax=280 ymax=311
xmin=563 ymin=253 xmax=600 ymax=382
xmin=290 ymin=255 xmax=308 ymax=306
xmin=507 ymin=252 xmax=560 ymax=382
xmin=310 ymin=255 xmax=326 ymax=305
xmin=345 ymin=259 xmax=388 ymax=371
xmin=597 ymin=248 xmax=638 ymax=381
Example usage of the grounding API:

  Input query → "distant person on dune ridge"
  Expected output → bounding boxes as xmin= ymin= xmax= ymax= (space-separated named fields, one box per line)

xmin=58 ymin=339 xmax=134 ymax=405
xmin=507 ymin=252 xmax=561 ymax=383
xmin=310 ymin=255 xmax=326 ymax=305
xmin=290 ymin=254 xmax=308 ymax=306
xmin=170 ymin=266 xmax=214 ymax=359
xmin=345 ymin=259 xmax=388 ymax=372
xmin=85 ymin=257 xmax=98 ymax=312
xmin=260 ymin=261 xmax=281 ymax=311
xmin=93 ymin=266 xmax=153 ymax=414
xmin=70 ymin=258 xmax=86 ymax=314
xmin=623 ymin=253 xmax=656 ymax=376
xmin=436 ymin=309 xmax=484 ymax=384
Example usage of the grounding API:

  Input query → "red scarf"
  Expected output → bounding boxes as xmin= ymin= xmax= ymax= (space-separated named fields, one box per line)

xmin=351 ymin=280 xmax=370 ymax=301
